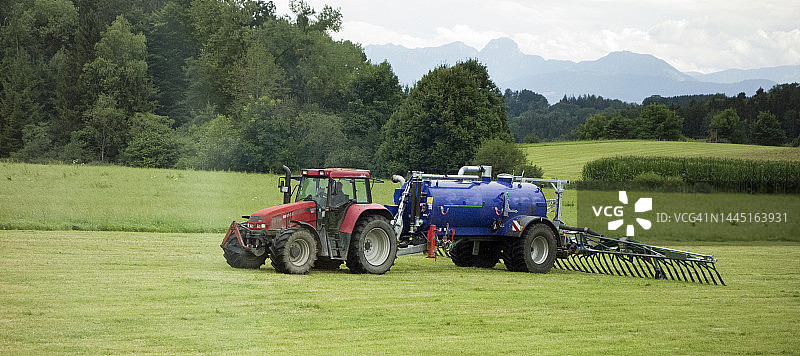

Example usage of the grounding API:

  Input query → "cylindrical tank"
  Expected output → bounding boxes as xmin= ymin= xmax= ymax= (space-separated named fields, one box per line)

xmin=394 ymin=176 xmax=548 ymax=236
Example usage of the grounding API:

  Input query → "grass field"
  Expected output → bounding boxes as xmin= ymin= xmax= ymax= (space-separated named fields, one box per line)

xmin=2 ymin=141 xmax=799 ymax=240
xmin=1 ymin=230 xmax=798 ymax=354
xmin=1 ymin=141 xmax=799 ymax=354
xmin=0 ymin=162 xmax=396 ymax=233
xmin=522 ymin=140 xmax=800 ymax=180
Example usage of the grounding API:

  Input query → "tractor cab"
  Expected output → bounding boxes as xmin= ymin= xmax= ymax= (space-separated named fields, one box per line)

xmin=294 ymin=168 xmax=373 ymax=209
xmin=291 ymin=169 xmax=374 ymax=240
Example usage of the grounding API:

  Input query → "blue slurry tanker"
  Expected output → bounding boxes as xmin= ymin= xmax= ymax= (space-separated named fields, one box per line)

xmin=222 ymin=165 xmax=724 ymax=284
xmin=387 ymin=166 xmax=563 ymax=273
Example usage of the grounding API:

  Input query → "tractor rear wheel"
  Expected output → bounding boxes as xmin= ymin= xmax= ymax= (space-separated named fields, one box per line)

xmin=270 ymin=227 xmax=318 ymax=274
xmin=346 ymin=215 xmax=397 ymax=274
xmin=313 ymin=257 xmax=343 ymax=270
xmin=222 ymin=226 xmax=267 ymax=269
xmin=504 ymin=223 xmax=556 ymax=273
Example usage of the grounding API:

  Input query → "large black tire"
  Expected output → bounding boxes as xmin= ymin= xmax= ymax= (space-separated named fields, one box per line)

xmin=504 ymin=223 xmax=557 ymax=273
xmin=449 ymin=240 xmax=476 ymax=267
xmin=475 ymin=241 xmax=502 ymax=269
xmin=346 ymin=215 xmax=397 ymax=274
xmin=451 ymin=240 xmax=501 ymax=268
xmin=313 ymin=257 xmax=343 ymax=270
xmin=270 ymin=227 xmax=318 ymax=274
xmin=222 ymin=230 xmax=267 ymax=269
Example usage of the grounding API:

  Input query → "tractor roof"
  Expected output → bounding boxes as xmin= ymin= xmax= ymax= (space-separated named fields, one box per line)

xmin=301 ymin=168 xmax=371 ymax=178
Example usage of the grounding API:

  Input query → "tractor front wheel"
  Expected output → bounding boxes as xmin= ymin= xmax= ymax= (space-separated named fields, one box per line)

xmin=270 ymin=227 xmax=318 ymax=274
xmin=346 ymin=215 xmax=397 ymax=274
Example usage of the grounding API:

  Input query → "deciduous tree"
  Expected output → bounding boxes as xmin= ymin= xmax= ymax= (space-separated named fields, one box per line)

xmin=377 ymin=59 xmax=511 ymax=175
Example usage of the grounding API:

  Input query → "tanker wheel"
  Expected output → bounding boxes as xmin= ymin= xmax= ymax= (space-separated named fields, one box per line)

xmin=504 ymin=223 xmax=556 ymax=273
xmin=313 ymin=257 xmax=343 ymax=270
xmin=270 ymin=227 xmax=318 ymax=274
xmin=451 ymin=241 xmax=501 ymax=268
xmin=346 ymin=215 xmax=397 ymax=274
xmin=449 ymin=240 xmax=476 ymax=267
xmin=475 ymin=241 xmax=502 ymax=269
xmin=222 ymin=230 xmax=267 ymax=269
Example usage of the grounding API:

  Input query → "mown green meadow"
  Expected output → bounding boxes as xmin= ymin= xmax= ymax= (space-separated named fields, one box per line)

xmin=1 ymin=141 xmax=799 ymax=354
xmin=1 ymin=230 xmax=798 ymax=354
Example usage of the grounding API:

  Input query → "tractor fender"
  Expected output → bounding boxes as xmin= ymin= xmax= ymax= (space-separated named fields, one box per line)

xmin=289 ymin=220 xmax=329 ymax=257
xmin=339 ymin=203 xmax=394 ymax=234
xmin=337 ymin=204 xmax=394 ymax=260
xmin=506 ymin=215 xmax=560 ymax=246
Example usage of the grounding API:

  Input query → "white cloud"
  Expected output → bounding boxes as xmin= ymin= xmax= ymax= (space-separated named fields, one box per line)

xmin=336 ymin=21 xmax=429 ymax=48
xmin=280 ymin=0 xmax=800 ymax=73
xmin=432 ymin=25 xmax=507 ymax=50
xmin=337 ymin=22 xmax=507 ymax=50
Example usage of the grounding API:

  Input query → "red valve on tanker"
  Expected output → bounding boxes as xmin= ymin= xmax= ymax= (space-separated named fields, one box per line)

xmin=426 ymin=225 xmax=437 ymax=259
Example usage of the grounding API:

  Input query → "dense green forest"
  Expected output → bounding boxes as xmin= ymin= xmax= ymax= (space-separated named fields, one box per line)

xmin=505 ymin=84 xmax=800 ymax=146
xmin=0 ymin=0 xmax=404 ymax=172
xmin=0 ymin=0 xmax=527 ymax=175
xmin=1 ymin=0 xmax=798 ymax=178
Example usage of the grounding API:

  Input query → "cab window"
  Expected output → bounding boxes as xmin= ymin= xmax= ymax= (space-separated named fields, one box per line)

xmin=296 ymin=177 xmax=326 ymax=206
xmin=354 ymin=179 xmax=370 ymax=203
xmin=329 ymin=178 xmax=354 ymax=207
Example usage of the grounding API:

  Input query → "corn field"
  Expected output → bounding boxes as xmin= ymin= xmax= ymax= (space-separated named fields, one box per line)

xmin=581 ymin=156 xmax=800 ymax=194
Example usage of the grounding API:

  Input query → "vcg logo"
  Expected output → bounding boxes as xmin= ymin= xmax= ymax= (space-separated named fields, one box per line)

xmin=591 ymin=191 xmax=653 ymax=236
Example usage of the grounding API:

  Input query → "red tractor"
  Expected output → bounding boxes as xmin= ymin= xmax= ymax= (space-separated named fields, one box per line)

xmin=220 ymin=166 xmax=397 ymax=274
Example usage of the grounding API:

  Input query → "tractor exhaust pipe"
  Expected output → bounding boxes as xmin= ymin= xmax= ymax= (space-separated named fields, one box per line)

xmin=281 ymin=165 xmax=292 ymax=204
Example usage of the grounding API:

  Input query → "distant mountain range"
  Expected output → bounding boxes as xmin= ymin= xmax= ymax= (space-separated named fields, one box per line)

xmin=364 ymin=37 xmax=800 ymax=104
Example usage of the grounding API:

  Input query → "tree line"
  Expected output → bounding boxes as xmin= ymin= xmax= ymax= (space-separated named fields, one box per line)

xmin=1 ymin=0 xmax=539 ymax=176
xmin=1 ymin=0 xmax=400 ymax=172
xmin=505 ymin=84 xmax=800 ymax=146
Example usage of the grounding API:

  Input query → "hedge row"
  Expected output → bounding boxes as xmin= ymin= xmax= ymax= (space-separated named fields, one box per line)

xmin=581 ymin=156 xmax=800 ymax=194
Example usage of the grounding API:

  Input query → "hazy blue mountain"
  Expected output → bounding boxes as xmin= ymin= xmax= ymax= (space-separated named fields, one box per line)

xmin=475 ymin=38 xmax=573 ymax=84
xmin=365 ymin=41 xmax=477 ymax=86
xmin=575 ymin=51 xmax=695 ymax=82
xmin=689 ymin=65 xmax=800 ymax=84
xmin=365 ymin=38 xmax=794 ymax=103
xmin=504 ymin=51 xmax=775 ymax=103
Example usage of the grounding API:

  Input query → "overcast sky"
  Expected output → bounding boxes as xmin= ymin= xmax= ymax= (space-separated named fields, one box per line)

xmin=275 ymin=0 xmax=800 ymax=73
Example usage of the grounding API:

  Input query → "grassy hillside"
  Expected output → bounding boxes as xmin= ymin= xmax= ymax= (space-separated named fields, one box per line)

xmin=521 ymin=140 xmax=800 ymax=180
xmin=2 ymin=140 xmax=798 ymax=236
xmin=0 ymin=162 xmax=398 ymax=233
xmin=1 ymin=230 xmax=797 ymax=354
